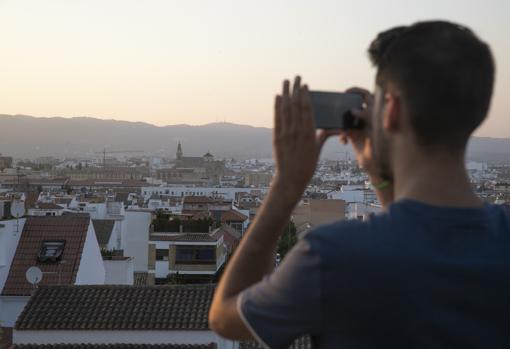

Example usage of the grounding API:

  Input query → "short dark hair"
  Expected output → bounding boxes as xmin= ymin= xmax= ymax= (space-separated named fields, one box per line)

xmin=368 ymin=21 xmax=495 ymax=150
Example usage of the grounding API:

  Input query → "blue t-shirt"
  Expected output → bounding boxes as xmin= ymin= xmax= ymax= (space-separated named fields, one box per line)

xmin=238 ymin=200 xmax=510 ymax=349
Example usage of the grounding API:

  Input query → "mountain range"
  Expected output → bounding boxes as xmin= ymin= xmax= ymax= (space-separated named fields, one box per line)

xmin=1 ymin=114 xmax=509 ymax=163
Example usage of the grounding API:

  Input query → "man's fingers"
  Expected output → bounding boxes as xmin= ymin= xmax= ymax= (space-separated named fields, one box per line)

xmin=274 ymin=95 xmax=282 ymax=137
xmin=301 ymin=84 xmax=314 ymax=131
xmin=281 ymin=80 xmax=291 ymax=133
xmin=290 ymin=76 xmax=301 ymax=133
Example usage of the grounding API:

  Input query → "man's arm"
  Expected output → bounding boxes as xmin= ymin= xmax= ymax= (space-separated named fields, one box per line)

xmin=209 ymin=76 xmax=333 ymax=339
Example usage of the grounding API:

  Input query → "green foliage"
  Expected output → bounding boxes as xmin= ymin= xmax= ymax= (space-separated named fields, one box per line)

xmin=101 ymin=249 xmax=123 ymax=258
xmin=277 ymin=221 xmax=297 ymax=258
xmin=153 ymin=212 xmax=215 ymax=233
xmin=166 ymin=272 xmax=184 ymax=285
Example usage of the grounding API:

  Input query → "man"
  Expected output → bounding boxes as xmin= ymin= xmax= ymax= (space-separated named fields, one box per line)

xmin=209 ymin=21 xmax=510 ymax=348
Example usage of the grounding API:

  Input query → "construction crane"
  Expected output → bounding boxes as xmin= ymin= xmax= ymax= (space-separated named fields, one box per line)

xmin=94 ymin=149 xmax=144 ymax=168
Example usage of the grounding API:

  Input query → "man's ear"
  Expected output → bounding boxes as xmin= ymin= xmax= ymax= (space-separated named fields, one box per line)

xmin=382 ymin=93 xmax=400 ymax=132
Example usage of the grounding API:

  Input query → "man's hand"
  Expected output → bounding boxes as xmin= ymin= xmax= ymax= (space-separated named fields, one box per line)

xmin=272 ymin=76 xmax=336 ymax=202
xmin=339 ymin=87 xmax=394 ymax=207
xmin=337 ymin=88 xmax=377 ymax=175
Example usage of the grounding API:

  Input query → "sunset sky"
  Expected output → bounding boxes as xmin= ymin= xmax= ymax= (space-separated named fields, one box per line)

xmin=1 ymin=0 xmax=509 ymax=137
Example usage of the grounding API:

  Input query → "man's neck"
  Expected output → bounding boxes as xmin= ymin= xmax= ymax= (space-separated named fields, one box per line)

xmin=392 ymin=150 xmax=483 ymax=208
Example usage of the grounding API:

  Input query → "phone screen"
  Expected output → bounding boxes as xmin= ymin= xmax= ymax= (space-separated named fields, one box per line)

xmin=310 ymin=91 xmax=364 ymax=129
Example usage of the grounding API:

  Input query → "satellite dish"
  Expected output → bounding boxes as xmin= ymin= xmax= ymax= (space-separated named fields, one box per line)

xmin=11 ymin=200 xmax=25 ymax=218
xmin=26 ymin=266 xmax=43 ymax=285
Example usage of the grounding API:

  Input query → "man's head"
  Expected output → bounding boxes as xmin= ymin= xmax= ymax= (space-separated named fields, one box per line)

xmin=366 ymin=21 xmax=495 ymax=180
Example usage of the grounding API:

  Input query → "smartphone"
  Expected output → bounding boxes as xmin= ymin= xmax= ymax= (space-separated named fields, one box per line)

xmin=310 ymin=91 xmax=365 ymax=130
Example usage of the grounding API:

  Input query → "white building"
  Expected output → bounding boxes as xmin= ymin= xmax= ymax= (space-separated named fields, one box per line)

xmin=142 ymin=186 xmax=268 ymax=201
xmin=0 ymin=215 xmax=105 ymax=327
xmin=149 ymin=229 xmax=227 ymax=283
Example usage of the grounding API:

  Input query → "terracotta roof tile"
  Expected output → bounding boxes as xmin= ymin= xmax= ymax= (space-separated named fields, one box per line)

xmin=24 ymin=192 xmax=40 ymax=209
xmin=32 ymin=202 xmax=64 ymax=210
xmin=183 ymin=196 xmax=213 ymax=204
xmin=220 ymin=210 xmax=247 ymax=223
xmin=15 ymin=285 xmax=215 ymax=331
xmin=1 ymin=216 xmax=90 ymax=296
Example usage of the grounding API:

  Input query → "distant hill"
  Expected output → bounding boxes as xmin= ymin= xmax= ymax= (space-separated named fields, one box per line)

xmin=0 ymin=114 xmax=509 ymax=163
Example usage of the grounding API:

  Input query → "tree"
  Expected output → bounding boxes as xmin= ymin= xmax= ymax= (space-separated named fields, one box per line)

xmin=277 ymin=221 xmax=297 ymax=259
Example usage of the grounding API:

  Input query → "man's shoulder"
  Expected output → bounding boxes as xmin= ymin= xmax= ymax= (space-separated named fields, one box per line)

xmin=304 ymin=213 xmax=391 ymax=252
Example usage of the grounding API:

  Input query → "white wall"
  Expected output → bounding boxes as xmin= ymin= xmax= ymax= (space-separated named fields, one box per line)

xmin=14 ymin=329 xmax=237 ymax=348
xmin=27 ymin=209 xmax=64 ymax=216
xmin=106 ymin=220 xmax=122 ymax=251
xmin=142 ymin=186 xmax=268 ymax=201
xmin=104 ymin=258 xmax=134 ymax=285
xmin=122 ymin=210 xmax=152 ymax=272
xmin=75 ymin=222 xmax=105 ymax=285
xmin=0 ymin=296 xmax=30 ymax=327
xmin=0 ymin=218 xmax=26 ymax=292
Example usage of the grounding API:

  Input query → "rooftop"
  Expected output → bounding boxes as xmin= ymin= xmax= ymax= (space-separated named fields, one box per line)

xmin=150 ymin=232 xmax=219 ymax=242
xmin=1 ymin=215 xmax=90 ymax=296
xmin=16 ymin=284 xmax=214 ymax=331
xmin=220 ymin=210 xmax=248 ymax=223
xmin=31 ymin=202 xmax=64 ymax=210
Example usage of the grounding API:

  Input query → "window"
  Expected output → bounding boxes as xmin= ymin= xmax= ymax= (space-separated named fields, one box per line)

xmin=38 ymin=240 xmax=65 ymax=262
xmin=175 ymin=246 xmax=216 ymax=264
xmin=156 ymin=248 xmax=169 ymax=261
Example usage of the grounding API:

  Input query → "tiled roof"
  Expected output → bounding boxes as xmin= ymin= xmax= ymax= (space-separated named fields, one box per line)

xmin=191 ymin=211 xmax=211 ymax=220
xmin=239 ymin=336 xmax=311 ymax=349
xmin=92 ymin=219 xmax=115 ymax=247
xmin=31 ymin=202 xmax=64 ymax=210
xmin=10 ymin=344 xmax=216 ymax=349
xmin=24 ymin=192 xmax=40 ymax=209
xmin=54 ymin=198 xmax=73 ymax=206
xmin=1 ymin=216 xmax=90 ymax=296
xmin=219 ymin=224 xmax=241 ymax=240
xmin=150 ymin=233 xmax=217 ymax=242
xmin=16 ymin=285 xmax=214 ymax=331
xmin=220 ymin=210 xmax=248 ymax=222
xmin=1 ymin=327 xmax=13 ymax=349
xmin=68 ymin=180 xmax=146 ymax=188
xmin=183 ymin=196 xmax=212 ymax=204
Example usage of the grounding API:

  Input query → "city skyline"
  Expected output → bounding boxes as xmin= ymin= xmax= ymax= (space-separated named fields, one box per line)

xmin=1 ymin=0 xmax=509 ymax=137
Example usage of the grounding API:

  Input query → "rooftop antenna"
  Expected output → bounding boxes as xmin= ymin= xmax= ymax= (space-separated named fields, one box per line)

xmin=26 ymin=266 xmax=43 ymax=295
xmin=11 ymin=202 xmax=24 ymax=235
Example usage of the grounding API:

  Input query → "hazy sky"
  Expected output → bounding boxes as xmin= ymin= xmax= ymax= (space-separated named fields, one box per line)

xmin=1 ymin=0 xmax=509 ymax=137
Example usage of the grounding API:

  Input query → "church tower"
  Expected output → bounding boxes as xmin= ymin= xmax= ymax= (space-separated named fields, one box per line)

xmin=176 ymin=141 xmax=183 ymax=160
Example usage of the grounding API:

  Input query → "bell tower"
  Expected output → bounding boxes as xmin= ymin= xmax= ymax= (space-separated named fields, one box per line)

xmin=176 ymin=141 xmax=183 ymax=160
